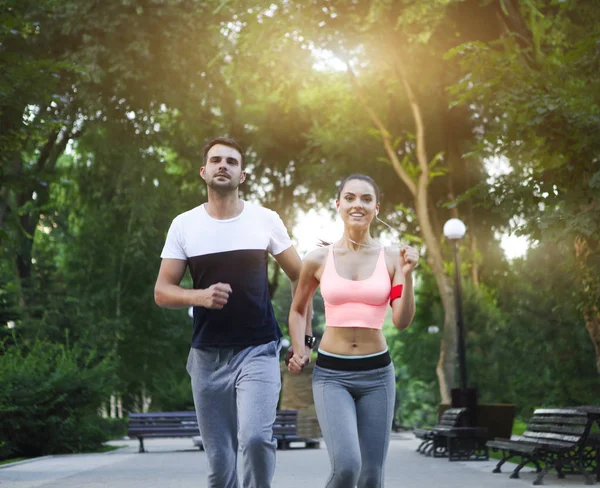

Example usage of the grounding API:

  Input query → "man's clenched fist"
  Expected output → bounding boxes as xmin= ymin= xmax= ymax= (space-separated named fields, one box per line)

xmin=201 ymin=282 xmax=232 ymax=309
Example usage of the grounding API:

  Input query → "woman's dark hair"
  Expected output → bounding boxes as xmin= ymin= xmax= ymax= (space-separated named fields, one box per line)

xmin=337 ymin=174 xmax=381 ymax=203
xmin=202 ymin=137 xmax=246 ymax=169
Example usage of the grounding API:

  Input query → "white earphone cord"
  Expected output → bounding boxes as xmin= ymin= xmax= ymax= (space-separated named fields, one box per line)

xmin=344 ymin=216 xmax=400 ymax=248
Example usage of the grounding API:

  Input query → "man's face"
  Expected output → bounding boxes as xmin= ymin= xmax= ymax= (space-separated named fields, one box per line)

xmin=200 ymin=144 xmax=245 ymax=193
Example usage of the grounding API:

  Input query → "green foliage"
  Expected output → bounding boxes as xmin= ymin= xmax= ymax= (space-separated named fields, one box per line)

xmin=97 ymin=418 xmax=128 ymax=441
xmin=396 ymin=378 xmax=439 ymax=428
xmin=465 ymin=241 xmax=600 ymax=418
xmin=0 ymin=339 xmax=116 ymax=458
xmin=447 ymin=0 xmax=600 ymax=312
xmin=390 ymin=240 xmax=600 ymax=426
xmin=149 ymin=373 xmax=195 ymax=412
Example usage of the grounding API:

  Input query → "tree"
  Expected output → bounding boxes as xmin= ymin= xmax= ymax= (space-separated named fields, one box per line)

xmin=227 ymin=0 xmax=510 ymax=401
xmin=448 ymin=0 xmax=600 ymax=372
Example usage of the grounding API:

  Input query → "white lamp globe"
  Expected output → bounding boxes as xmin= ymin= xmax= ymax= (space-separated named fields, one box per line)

xmin=443 ymin=218 xmax=467 ymax=240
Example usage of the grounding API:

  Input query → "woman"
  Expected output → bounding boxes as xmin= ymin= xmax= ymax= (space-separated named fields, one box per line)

xmin=288 ymin=174 xmax=418 ymax=488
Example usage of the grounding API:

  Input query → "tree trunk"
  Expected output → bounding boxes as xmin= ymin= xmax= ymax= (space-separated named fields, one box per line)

xmin=110 ymin=394 xmax=117 ymax=418
xmin=347 ymin=59 xmax=458 ymax=402
xmin=415 ymin=190 xmax=456 ymax=405
xmin=584 ymin=307 xmax=600 ymax=374
xmin=575 ymin=238 xmax=600 ymax=373
xmin=397 ymin=55 xmax=458 ymax=404
xmin=467 ymin=203 xmax=480 ymax=289
xmin=12 ymin=124 xmax=78 ymax=308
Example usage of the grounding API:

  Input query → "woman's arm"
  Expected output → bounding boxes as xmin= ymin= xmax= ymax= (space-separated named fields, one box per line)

xmin=389 ymin=246 xmax=419 ymax=330
xmin=288 ymin=248 xmax=323 ymax=373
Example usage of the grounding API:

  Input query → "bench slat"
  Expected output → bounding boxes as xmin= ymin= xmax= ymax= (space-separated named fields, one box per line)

xmin=533 ymin=408 xmax=586 ymax=416
xmin=521 ymin=431 xmax=581 ymax=444
xmin=529 ymin=416 xmax=587 ymax=426
xmin=527 ymin=425 xmax=585 ymax=436
xmin=487 ymin=440 xmax=538 ymax=454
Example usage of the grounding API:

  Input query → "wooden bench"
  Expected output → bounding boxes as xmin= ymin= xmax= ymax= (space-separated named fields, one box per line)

xmin=487 ymin=408 xmax=595 ymax=485
xmin=127 ymin=410 xmax=320 ymax=453
xmin=414 ymin=408 xmax=466 ymax=456
xmin=273 ymin=409 xmax=320 ymax=450
xmin=127 ymin=411 xmax=200 ymax=453
xmin=576 ymin=406 xmax=600 ymax=483
xmin=414 ymin=407 xmax=488 ymax=461
xmin=434 ymin=425 xmax=489 ymax=461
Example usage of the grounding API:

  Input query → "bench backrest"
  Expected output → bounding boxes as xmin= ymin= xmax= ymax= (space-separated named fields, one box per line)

xmin=127 ymin=412 xmax=199 ymax=435
xmin=438 ymin=408 xmax=467 ymax=427
xmin=521 ymin=408 xmax=590 ymax=446
xmin=127 ymin=410 xmax=299 ymax=435
xmin=273 ymin=409 xmax=298 ymax=435
xmin=128 ymin=412 xmax=197 ymax=424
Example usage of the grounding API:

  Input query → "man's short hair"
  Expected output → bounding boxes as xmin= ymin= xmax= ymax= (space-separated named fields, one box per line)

xmin=202 ymin=137 xmax=245 ymax=169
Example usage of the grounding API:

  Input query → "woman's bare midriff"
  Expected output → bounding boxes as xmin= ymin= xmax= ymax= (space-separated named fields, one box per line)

xmin=318 ymin=327 xmax=387 ymax=356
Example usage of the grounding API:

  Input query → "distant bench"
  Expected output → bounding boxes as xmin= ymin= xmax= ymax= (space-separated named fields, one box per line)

xmin=127 ymin=410 xmax=320 ymax=453
xmin=414 ymin=407 xmax=488 ymax=461
xmin=273 ymin=409 xmax=320 ymax=450
xmin=414 ymin=408 xmax=466 ymax=456
xmin=128 ymin=411 xmax=200 ymax=453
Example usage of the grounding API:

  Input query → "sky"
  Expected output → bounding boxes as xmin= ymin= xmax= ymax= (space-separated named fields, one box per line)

xmin=292 ymin=207 xmax=529 ymax=260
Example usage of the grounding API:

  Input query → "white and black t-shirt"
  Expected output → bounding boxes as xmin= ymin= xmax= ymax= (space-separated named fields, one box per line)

xmin=161 ymin=201 xmax=292 ymax=348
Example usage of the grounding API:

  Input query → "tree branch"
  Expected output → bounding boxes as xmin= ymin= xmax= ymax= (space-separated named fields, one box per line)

xmin=393 ymin=53 xmax=429 ymax=190
xmin=346 ymin=65 xmax=417 ymax=197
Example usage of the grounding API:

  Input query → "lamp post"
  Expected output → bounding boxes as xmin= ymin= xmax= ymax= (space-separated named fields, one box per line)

xmin=443 ymin=218 xmax=468 ymax=392
xmin=443 ymin=218 xmax=479 ymax=428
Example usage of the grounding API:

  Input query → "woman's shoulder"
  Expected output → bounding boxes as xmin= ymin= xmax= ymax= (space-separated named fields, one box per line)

xmin=384 ymin=244 xmax=401 ymax=256
xmin=303 ymin=245 xmax=330 ymax=266
xmin=383 ymin=245 xmax=402 ymax=268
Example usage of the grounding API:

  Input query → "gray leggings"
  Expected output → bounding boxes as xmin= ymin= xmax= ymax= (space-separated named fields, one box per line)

xmin=312 ymin=362 xmax=396 ymax=488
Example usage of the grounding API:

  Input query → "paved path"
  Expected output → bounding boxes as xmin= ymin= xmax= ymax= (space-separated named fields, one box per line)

xmin=0 ymin=434 xmax=593 ymax=487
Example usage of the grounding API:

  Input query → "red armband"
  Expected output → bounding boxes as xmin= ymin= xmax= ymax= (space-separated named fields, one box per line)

xmin=390 ymin=284 xmax=403 ymax=304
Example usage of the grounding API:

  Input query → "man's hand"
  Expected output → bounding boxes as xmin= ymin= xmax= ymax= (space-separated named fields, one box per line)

xmin=284 ymin=347 xmax=294 ymax=367
xmin=286 ymin=346 xmax=311 ymax=374
xmin=201 ymin=283 xmax=232 ymax=309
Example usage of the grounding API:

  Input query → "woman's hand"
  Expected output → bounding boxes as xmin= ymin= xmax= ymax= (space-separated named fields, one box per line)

xmin=400 ymin=245 xmax=419 ymax=276
xmin=287 ymin=352 xmax=309 ymax=374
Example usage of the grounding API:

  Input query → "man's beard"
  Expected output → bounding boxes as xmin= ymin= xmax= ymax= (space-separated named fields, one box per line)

xmin=207 ymin=177 xmax=238 ymax=194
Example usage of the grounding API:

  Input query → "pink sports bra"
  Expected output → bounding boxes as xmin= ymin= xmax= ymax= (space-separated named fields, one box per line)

xmin=320 ymin=246 xmax=392 ymax=329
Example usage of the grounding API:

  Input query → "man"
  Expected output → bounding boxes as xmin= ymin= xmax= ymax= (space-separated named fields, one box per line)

xmin=154 ymin=137 xmax=311 ymax=488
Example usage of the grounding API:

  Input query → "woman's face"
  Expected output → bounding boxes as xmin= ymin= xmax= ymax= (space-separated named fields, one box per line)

xmin=336 ymin=179 xmax=379 ymax=230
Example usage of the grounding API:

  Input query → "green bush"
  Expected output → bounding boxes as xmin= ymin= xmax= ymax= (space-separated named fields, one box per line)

xmin=98 ymin=417 xmax=128 ymax=440
xmin=0 ymin=340 xmax=116 ymax=459
xmin=149 ymin=372 xmax=195 ymax=412
xmin=397 ymin=378 xmax=439 ymax=428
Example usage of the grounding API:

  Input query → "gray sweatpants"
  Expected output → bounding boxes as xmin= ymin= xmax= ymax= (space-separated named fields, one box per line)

xmin=186 ymin=340 xmax=281 ymax=488
xmin=312 ymin=362 xmax=396 ymax=488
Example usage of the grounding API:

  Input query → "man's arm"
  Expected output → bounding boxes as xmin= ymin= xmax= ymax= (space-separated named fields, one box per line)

xmin=154 ymin=258 xmax=232 ymax=309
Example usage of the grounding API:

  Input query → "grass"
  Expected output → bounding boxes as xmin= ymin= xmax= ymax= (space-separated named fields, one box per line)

xmin=0 ymin=444 xmax=124 ymax=467
xmin=512 ymin=419 xmax=528 ymax=436
xmin=0 ymin=457 xmax=28 ymax=466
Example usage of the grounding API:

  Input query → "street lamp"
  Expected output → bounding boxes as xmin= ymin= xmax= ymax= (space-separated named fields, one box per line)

xmin=443 ymin=218 xmax=479 ymax=428
xmin=443 ymin=218 xmax=468 ymax=392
